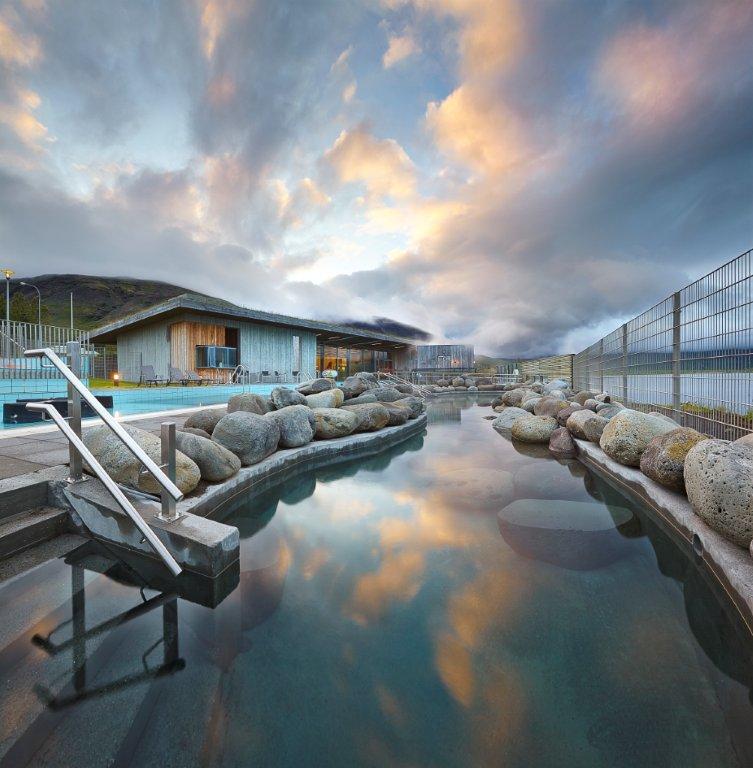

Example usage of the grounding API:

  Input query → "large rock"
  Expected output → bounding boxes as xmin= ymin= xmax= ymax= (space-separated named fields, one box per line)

xmin=497 ymin=499 xmax=635 ymax=570
xmin=522 ymin=397 xmax=542 ymax=413
xmin=183 ymin=407 xmax=225 ymax=435
xmin=370 ymin=387 xmax=403 ymax=403
xmin=227 ymin=392 xmax=272 ymax=415
xmin=175 ymin=431 xmax=240 ymax=482
xmin=599 ymin=409 xmax=676 ymax=467
xmin=270 ymin=386 xmax=307 ymax=409
xmin=734 ymin=433 xmax=753 ymax=447
xmin=549 ymin=427 xmax=577 ymax=458
xmin=534 ymin=397 xmax=571 ymax=418
xmin=639 ymin=427 xmax=707 ymax=493
xmin=565 ymin=409 xmax=601 ymax=439
xmin=297 ymin=377 xmax=335 ymax=395
xmin=556 ymin=404 xmax=583 ymax=427
xmin=491 ymin=407 xmax=529 ymax=432
xmin=543 ymin=379 xmax=570 ymax=394
xmin=381 ymin=402 xmax=411 ymax=426
xmin=573 ymin=390 xmax=595 ymax=406
xmin=305 ymin=388 xmax=345 ymax=409
xmin=345 ymin=392 xmax=379 ymax=405
xmin=583 ymin=398 xmax=600 ymax=411
xmin=451 ymin=376 xmax=465 ymax=387
xmin=685 ymin=440 xmax=753 ymax=547
xmin=265 ymin=405 xmax=316 ymax=448
xmin=355 ymin=371 xmax=377 ymax=383
xmin=501 ymin=388 xmax=532 ymax=407
xmin=596 ymin=403 xmax=624 ymax=419
xmin=394 ymin=396 xmax=424 ymax=419
xmin=341 ymin=376 xmax=370 ymax=399
xmin=341 ymin=403 xmax=390 ymax=432
xmin=212 ymin=411 xmax=280 ymax=466
xmin=313 ymin=408 xmax=358 ymax=439
xmin=83 ymin=425 xmax=200 ymax=495
xmin=583 ymin=415 xmax=609 ymax=443
xmin=510 ymin=414 xmax=559 ymax=444
xmin=179 ymin=427 xmax=211 ymax=439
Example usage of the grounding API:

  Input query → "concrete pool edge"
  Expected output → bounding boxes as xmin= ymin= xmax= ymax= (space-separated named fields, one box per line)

xmin=574 ymin=437 xmax=753 ymax=633
xmin=177 ymin=413 xmax=428 ymax=520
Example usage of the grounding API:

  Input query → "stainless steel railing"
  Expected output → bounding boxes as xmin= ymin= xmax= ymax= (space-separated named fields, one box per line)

xmin=24 ymin=343 xmax=183 ymax=576
xmin=377 ymin=370 xmax=432 ymax=397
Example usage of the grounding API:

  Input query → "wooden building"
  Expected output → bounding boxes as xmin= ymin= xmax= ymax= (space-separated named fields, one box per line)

xmin=90 ymin=293 xmax=415 ymax=383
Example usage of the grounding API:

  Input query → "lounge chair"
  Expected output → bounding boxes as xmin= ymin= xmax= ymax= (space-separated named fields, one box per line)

xmin=169 ymin=366 xmax=191 ymax=386
xmin=261 ymin=370 xmax=271 ymax=383
xmin=185 ymin=371 xmax=209 ymax=385
xmin=141 ymin=365 xmax=166 ymax=387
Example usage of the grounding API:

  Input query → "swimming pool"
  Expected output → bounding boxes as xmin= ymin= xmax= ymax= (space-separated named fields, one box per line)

xmin=0 ymin=394 xmax=751 ymax=766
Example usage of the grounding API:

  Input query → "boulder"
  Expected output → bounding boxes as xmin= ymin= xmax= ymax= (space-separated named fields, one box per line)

xmin=556 ymin=404 xmax=584 ymax=427
xmin=566 ymin=409 xmax=601 ymax=439
xmin=270 ymin=386 xmax=307 ymax=409
xmin=265 ymin=405 xmax=316 ymax=448
xmin=175 ymin=431 xmax=240 ymax=482
xmin=393 ymin=396 xmax=424 ymax=419
xmin=355 ymin=371 xmax=377 ymax=382
xmin=83 ymin=425 xmax=200 ymax=495
xmin=599 ymin=409 xmax=676 ymax=467
xmin=596 ymin=403 xmax=624 ymax=419
xmin=491 ymin=407 xmax=529 ymax=432
xmin=478 ymin=384 xmax=498 ymax=391
xmin=594 ymin=392 xmax=611 ymax=403
xmin=648 ymin=412 xmax=679 ymax=428
xmin=313 ymin=408 xmax=359 ymax=439
xmin=305 ymin=388 xmax=345 ymax=409
xmin=476 ymin=377 xmax=492 ymax=385
xmin=549 ymin=427 xmax=577 ymax=458
xmin=522 ymin=397 xmax=542 ymax=414
xmin=228 ymin=392 xmax=272 ymax=415
xmin=394 ymin=382 xmax=415 ymax=394
xmin=544 ymin=379 xmax=570 ymax=394
xmin=510 ymin=415 xmax=559 ymax=444
xmin=369 ymin=387 xmax=403 ymax=403
xmin=639 ymin=427 xmax=707 ymax=493
xmin=582 ymin=415 xmax=609 ymax=443
xmin=183 ymin=407 xmax=225 ymax=435
xmin=436 ymin=379 xmax=450 ymax=387
xmin=346 ymin=392 xmax=379 ymax=405
xmin=546 ymin=390 xmax=568 ymax=401
xmin=451 ymin=377 xmax=465 ymax=387
xmin=491 ymin=396 xmax=504 ymax=409
xmin=530 ymin=383 xmax=544 ymax=394
xmin=501 ymin=388 xmax=530 ymax=407
xmin=734 ymin=433 xmax=753 ymax=447
xmin=179 ymin=427 xmax=212 ymax=439
xmin=468 ymin=385 xmax=478 ymax=392
xmin=583 ymin=398 xmax=600 ymax=411
xmin=381 ymin=402 xmax=411 ymax=426
xmin=297 ymin=377 xmax=335 ymax=395
xmin=534 ymin=397 xmax=571 ymax=418
xmin=341 ymin=376 xmax=370 ymax=399
xmin=685 ymin=440 xmax=753 ymax=547
xmin=212 ymin=412 xmax=280 ymax=466
xmin=341 ymin=403 xmax=390 ymax=432
xmin=573 ymin=390 xmax=595 ymax=406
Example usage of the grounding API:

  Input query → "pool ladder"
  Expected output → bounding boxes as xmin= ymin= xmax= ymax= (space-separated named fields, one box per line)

xmin=23 ymin=342 xmax=184 ymax=576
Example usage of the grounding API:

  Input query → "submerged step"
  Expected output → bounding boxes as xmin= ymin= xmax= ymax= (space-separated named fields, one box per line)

xmin=0 ymin=506 xmax=69 ymax=559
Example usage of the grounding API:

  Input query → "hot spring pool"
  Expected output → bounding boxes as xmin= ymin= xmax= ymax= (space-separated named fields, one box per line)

xmin=0 ymin=394 xmax=751 ymax=767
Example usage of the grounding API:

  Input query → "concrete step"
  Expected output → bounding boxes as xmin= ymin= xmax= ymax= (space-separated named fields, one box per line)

xmin=0 ymin=506 xmax=69 ymax=559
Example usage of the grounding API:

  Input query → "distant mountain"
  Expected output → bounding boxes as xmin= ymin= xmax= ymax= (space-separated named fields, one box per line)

xmin=8 ymin=275 xmax=429 ymax=341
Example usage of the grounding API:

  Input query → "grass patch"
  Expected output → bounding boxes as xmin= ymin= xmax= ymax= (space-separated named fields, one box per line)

xmin=88 ymin=377 xmax=141 ymax=389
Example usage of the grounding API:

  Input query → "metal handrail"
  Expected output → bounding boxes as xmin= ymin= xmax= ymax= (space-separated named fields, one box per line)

xmin=25 ymin=402 xmax=181 ymax=576
xmin=377 ymin=370 xmax=431 ymax=398
xmin=24 ymin=347 xmax=182 ymax=502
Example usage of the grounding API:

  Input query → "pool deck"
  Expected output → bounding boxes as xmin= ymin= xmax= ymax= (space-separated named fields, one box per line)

xmin=0 ymin=405 xmax=210 ymax=480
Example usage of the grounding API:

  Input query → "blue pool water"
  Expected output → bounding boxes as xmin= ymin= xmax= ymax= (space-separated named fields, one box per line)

xmin=0 ymin=394 xmax=751 ymax=767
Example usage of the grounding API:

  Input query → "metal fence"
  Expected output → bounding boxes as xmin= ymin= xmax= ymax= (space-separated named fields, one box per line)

xmin=518 ymin=354 xmax=574 ymax=384
xmin=89 ymin=344 xmax=118 ymax=381
xmin=572 ymin=248 xmax=753 ymax=440
xmin=0 ymin=320 xmax=91 ymax=380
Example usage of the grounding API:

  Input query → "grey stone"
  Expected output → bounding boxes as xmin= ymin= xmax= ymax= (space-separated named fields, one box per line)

xmin=270 ymin=386 xmax=307 ymax=409
xmin=685 ymin=440 xmax=753 ymax=547
xmin=566 ymin=409 xmax=601 ymax=439
xmin=227 ymin=393 xmax=272 ymax=415
xmin=510 ymin=415 xmax=559 ymax=444
xmin=355 ymin=371 xmax=377 ymax=382
xmin=305 ymin=388 xmax=345 ymax=409
xmin=735 ymin=433 xmax=753 ymax=446
xmin=265 ymin=405 xmax=316 ymax=448
xmin=648 ymin=411 xmax=679 ymax=428
xmin=502 ymin=388 xmax=531 ymax=407
xmin=534 ymin=397 xmax=571 ymax=418
xmin=393 ymin=396 xmax=424 ymax=419
xmin=583 ymin=398 xmax=600 ymax=411
xmin=522 ymin=397 xmax=542 ymax=413
xmin=175 ymin=431 xmax=241 ymax=482
xmin=544 ymin=379 xmax=570 ymax=393
xmin=573 ymin=390 xmax=595 ymax=406
xmin=341 ymin=376 xmax=370 ymax=399
xmin=212 ymin=411 xmax=280 ymax=466
xmin=313 ymin=408 xmax=359 ymax=439
xmin=549 ymin=427 xmax=577 ymax=458
xmin=594 ymin=392 xmax=612 ymax=403
xmin=596 ymin=403 xmax=624 ymax=419
xmin=381 ymin=402 xmax=411 ymax=426
xmin=639 ymin=427 xmax=707 ymax=493
xmin=83 ymin=424 xmax=200 ymax=495
xmin=467 ymin=385 xmax=478 ymax=392
xmin=370 ymin=387 xmax=403 ymax=402
xmin=556 ymin=404 xmax=584 ymax=427
xmin=451 ymin=376 xmax=465 ymax=387
xmin=183 ymin=407 xmax=226 ymax=435
xmin=341 ymin=403 xmax=390 ymax=432
xmin=297 ymin=377 xmax=335 ymax=395
xmin=491 ymin=407 xmax=529 ymax=432
xmin=345 ymin=392 xmax=379 ymax=405
xmin=179 ymin=427 xmax=212 ymax=439
xmin=599 ymin=409 xmax=677 ymax=467
xmin=583 ymin=415 xmax=609 ymax=443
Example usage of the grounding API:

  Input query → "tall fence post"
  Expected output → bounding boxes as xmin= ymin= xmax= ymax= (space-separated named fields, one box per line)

xmin=158 ymin=422 xmax=181 ymax=522
xmin=672 ymin=291 xmax=682 ymax=424
xmin=598 ymin=339 xmax=604 ymax=394
xmin=621 ymin=323 xmax=628 ymax=406
xmin=67 ymin=341 xmax=83 ymax=482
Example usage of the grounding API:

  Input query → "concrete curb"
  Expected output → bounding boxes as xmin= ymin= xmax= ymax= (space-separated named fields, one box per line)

xmin=575 ymin=437 xmax=753 ymax=631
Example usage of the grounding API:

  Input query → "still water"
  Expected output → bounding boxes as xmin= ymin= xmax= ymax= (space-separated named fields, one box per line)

xmin=0 ymin=395 xmax=752 ymax=767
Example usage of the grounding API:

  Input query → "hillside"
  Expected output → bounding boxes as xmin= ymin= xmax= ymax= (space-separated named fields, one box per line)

xmin=8 ymin=275 xmax=429 ymax=340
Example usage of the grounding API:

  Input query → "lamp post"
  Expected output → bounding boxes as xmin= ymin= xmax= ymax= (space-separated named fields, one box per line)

xmin=2 ymin=269 xmax=13 ymax=323
xmin=20 ymin=281 xmax=41 ymax=345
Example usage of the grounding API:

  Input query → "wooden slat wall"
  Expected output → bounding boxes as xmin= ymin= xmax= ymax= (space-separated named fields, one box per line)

xmin=518 ymin=354 xmax=574 ymax=383
xmin=169 ymin=321 xmax=225 ymax=373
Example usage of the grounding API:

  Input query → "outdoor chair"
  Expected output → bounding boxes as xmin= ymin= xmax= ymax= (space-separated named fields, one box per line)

xmin=184 ymin=371 xmax=207 ymax=386
xmin=169 ymin=366 xmax=191 ymax=386
xmin=274 ymin=370 xmax=282 ymax=382
xmin=292 ymin=370 xmax=300 ymax=383
xmin=140 ymin=365 xmax=166 ymax=387
xmin=261 ymin=370 xmax=271 ymax=383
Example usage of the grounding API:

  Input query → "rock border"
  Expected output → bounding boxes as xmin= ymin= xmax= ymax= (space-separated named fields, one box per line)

xmin=177 ymin=413 xmax=427 ymax=520
xmin=575 ymin=437 xmax=753 ymax=633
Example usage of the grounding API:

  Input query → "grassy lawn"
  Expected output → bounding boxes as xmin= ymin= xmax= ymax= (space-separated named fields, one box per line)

xmin=88 ymin=377 xmax=142 ymax=389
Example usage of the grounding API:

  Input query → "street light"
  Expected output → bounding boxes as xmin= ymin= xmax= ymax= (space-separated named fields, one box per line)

xmin=2 ymin=269 xmax=13 ymax=323
xmin=20 ymin=281 xmax=41 ymax=344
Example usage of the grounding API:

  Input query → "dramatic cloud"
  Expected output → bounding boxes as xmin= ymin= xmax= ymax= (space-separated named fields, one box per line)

xmin=0 ymin=0 xmax=751 ymax=355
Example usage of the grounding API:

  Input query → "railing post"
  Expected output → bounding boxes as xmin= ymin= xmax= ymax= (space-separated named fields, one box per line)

xmin=672 ymin=291 xmax=682 ymax=424
xmin=621 ymin=323 xmax=628 ymax=406
xmin=158 ymin=422 xmax=180 ymax=522
xmin=67 ymin=341 xmax=83 ymax=482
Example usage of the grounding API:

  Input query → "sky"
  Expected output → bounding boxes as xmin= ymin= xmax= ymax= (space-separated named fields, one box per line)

xmin=0 ymin=0 xmax=751 ymax=356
